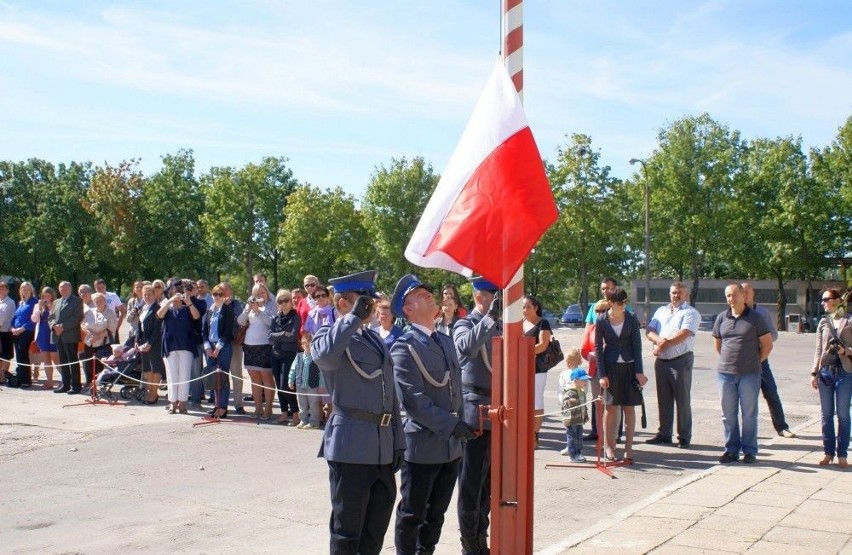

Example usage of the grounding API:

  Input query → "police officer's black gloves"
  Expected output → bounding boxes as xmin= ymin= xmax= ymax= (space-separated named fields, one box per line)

xmin=392 ymin=449 xmax=405 ymax=473
xmin=487 ymin=293 xmax=502 ymax=321
xmin=452 ymin=420 xmax=477 ymax=441
xmin=352 ymin=295 xmax=373 ymax=320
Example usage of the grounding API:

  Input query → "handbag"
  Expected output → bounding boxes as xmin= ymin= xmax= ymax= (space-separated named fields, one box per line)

xmin=536 ymin=337 xmax=563 ymax=372
xmin=233 ymin=323 xmax=248 ymax=346
xmin=820 ymin=317 xmax=845 ymax=386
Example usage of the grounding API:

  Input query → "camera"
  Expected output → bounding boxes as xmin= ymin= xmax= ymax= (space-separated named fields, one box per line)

xmin=828 ymin=338 xmax=841 ymax=354
xmin=247 ymin=296 xmax=257 ymax=304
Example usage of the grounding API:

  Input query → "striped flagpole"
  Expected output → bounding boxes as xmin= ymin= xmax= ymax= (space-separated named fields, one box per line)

xmin=491 ymin=0 xmax=535 ymax=553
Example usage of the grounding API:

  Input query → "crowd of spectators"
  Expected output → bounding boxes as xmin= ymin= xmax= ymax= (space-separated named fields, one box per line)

xmin=0 ymin=273 xmax=484 ymax=429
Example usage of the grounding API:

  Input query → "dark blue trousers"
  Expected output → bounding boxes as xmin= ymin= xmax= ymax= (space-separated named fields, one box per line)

xmin=760 ymin=359 xmax=790 ymax=433
xmin=456 ymin=431 xmax=491 ymax=540
xmin=395 ymin=458 xmax=460 ymax=554
xmin=328 ymin=461 xmax=396 ymax=555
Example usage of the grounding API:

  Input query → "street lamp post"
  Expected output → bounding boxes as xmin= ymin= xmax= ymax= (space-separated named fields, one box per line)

xmin=629 ymin=158 xmax=651 ymax=326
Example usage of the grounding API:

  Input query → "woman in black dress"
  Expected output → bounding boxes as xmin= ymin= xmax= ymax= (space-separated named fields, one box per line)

xmin=594 ymin=287 xmax=647 ymax=462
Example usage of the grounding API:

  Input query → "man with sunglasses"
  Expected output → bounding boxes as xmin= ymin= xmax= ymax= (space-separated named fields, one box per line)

xmin=310 ymin=270 xmax=404 ymax=555
xmin=389 ymin=274 xmax=474 ymax=555
xmin=297 ymin=275 xmax=320 ymax=332
xmin=741 ymin=282 xmax=796 ymax=439
xmin=453 ymin=276 xmax=501 ymax=555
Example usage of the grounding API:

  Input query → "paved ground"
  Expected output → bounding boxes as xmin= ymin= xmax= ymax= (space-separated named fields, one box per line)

xmin=1 ymin=327 xmax=846 ymax=554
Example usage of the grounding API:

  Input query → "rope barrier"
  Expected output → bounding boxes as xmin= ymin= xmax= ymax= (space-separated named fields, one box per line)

xmin=93 ymin=357 xmax=331 ymax=397
xmin=0 ymin=355 xmax=99 ymax=369
xmin=534 ymin=395 xmax=601 ymax=419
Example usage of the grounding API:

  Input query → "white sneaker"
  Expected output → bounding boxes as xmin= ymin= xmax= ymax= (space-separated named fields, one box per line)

xmin=295 ymin=422 xmax=306 ymax=429
xmin=302 ymin=423 xmax=318 ymax=430
xmin=560 ymin=448 xmax=570 ymax=456
xmin=569 ymin=455 xmax=587 ymax=463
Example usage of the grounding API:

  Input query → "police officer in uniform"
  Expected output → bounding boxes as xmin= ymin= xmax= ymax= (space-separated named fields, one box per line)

xmin=390 ymin=274 xmax=476 ymax=555
xmin=310 ymin=270 xmax=405 ymax=555
xmin=453 ymin=277 xmax=501 ymax=555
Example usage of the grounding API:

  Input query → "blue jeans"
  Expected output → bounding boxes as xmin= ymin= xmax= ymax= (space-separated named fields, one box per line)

xmin=565 ymin=425 xmax=583 ymax=457
xmin=716 ymin=372 xmax=760 ymax=456
xmin=818 ymin=368 xmax=852 ymax=458
xmin=204 ymin=343 xmax=232 ymax=410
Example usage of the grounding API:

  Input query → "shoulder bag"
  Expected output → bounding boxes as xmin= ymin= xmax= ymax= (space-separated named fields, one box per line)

xmin=536 ymin=336 xmax=563 ymax=372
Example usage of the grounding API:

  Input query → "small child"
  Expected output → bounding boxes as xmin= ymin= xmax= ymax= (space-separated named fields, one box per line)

xmin=288 ymin=332 xmax=325 ymax=430
xmin=558 ymin=348 xmax=591 ymax=462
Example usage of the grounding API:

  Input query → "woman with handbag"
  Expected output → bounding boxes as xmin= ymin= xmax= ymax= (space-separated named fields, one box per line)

xmin=523 ymin=294 xmax=554 ymax=448
xmin=811 ymin=288 xmax=852 ymax=468
xmin=595 ymin=287 xmax=647 ymax=463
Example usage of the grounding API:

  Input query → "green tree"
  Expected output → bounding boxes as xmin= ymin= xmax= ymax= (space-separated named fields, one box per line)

xmin=645 ymin=113 xmax=743 ymax=304
xmin=137 ymin=150 xmax=203 ymax=281
xmin=732 ymin=136 xmax=837 ymax=328
xmin=540 ymin=135 xmax=635 ymax=312
xmin=811 ymin=115 xmax=852 ymax=265
xmin=278 ymin=184 xmax=373 ymax=288
xmin=361 ymin=157 xmax=442 ymax=291
xmin=83 ymin=159 xmax=145 ymax=290
xmin=200 ymin=157 xmax=297 ymax=295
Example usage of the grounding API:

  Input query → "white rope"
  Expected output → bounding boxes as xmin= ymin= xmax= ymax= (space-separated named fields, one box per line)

xmin=94 ymin=357 xmax=331 ymax=397
xmin=0 ymin=355 xmax=99 ymax=369
xmin=534 ymin=395 xmax=601 ymax=419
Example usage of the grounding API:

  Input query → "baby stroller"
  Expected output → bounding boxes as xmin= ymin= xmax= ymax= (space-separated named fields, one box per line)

xmin=97 ymin=348 xmax=146 ymax=402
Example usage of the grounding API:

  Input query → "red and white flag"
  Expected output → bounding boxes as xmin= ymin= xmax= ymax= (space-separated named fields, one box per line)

xmin=405 ymin=58 xmax=558 ymax=288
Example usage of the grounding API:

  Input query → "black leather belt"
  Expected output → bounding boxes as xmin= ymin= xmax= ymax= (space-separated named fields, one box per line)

xmin=660 ymin=352 xmax=693 ymax=362
xmin=333 ymin=405 xmax=392 ymax=427
xmin=464 ymin=384 xmax=491 ymax=397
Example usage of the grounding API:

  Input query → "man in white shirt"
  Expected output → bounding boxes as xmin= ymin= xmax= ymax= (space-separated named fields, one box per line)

xmin=645 ymin=281 xmax=700 ymax=448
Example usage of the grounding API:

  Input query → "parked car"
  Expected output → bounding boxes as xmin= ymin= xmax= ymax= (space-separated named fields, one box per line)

xmin=561 ymin=304 xmax=584 ymax=327
xmin=698 ymin=314 xmax=716 ymax=332
xmin=542 ymin=310 xmax=560 ymax=329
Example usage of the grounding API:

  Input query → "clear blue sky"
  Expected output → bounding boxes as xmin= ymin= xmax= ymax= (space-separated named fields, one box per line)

xmin=2 ymin=1 xmax=850 ymax=197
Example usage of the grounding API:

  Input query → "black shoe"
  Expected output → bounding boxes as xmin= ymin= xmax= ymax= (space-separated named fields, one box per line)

xmin=677 ymin=440 xmax=690 ymax=449
xmin=19 ymin=382 xmax=32 ymax=388
xmin=68 ymin=388 xmax=81 ymax=395
xmin=243 ymin=395 xmax=253 ymax=402
xmin=583 ymin=433 xmax=598 ymax=441
xmin=719 ymin=452 xmax=739 ymax=464
xmin=743 ymin=454 xmax=757 ymax=464
xmin=54 ymin=386 xmax=70 ymax=394
xmin=235 ymin=406 xmax=246 ymax=415
xmin=645 ymin=435 xmax=672 ymax=445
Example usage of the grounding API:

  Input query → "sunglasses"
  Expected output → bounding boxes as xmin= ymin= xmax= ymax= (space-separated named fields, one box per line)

xmin=277 ymin=298 xmax=291 ymax=304
xmin=313 ymin=292 xmax=328 ymax=299
xmin=212 ymin=292 xmax=224 ymax=298
xmin=822 ymin=297 xmax=838 ymax=302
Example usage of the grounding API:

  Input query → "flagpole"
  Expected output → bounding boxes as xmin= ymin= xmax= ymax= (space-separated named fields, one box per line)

xmin=491 ymin=0 xmax=535 ymax=553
